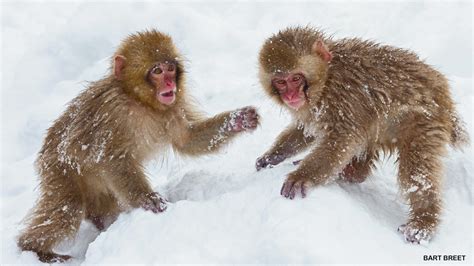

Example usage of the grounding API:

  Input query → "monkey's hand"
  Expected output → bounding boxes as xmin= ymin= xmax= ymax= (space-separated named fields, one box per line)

xmin=255 ymin=153 xmax=287 ymax=171
xmin=280 ymin=173 xmax=315 ymax=199
xmin=226 ymin=106 xmax=259 ymax=132
xmin=140 ymin=192 xmax=167 ymax=213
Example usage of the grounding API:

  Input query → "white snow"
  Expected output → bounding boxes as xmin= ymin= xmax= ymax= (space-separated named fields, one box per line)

xmin=1 ymin=0 xmax=472 ymax=264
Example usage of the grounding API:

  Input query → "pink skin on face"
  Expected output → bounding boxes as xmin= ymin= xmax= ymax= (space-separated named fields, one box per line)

xmin=272 ymin=73 xmax=306 ymax=110
xmin=148 ymin=62 xmax=177 ymax=105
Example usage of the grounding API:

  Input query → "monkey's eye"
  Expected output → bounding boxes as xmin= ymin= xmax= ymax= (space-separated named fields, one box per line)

xmin=152 ymin=66 xmax=163 ymax=75
xmin=272 ymin=79 xmax=287 ymax=92
xmin=167 ymin=64 xmax=175 ymax=72
xmin=292 ymin=76 xmax=301 ymax=82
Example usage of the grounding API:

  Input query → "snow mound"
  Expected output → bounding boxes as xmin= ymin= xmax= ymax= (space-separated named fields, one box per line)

xmin=1 ymin=1 xmax=472 ymax=264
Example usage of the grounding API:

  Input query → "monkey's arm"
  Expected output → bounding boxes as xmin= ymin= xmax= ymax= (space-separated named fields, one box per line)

xmin=256 ymin=124 xmax=315 ymax=171
xmin=280 ymin=132 xmax=356 ymax=199
xmin=172 ymin=106 xmax=258 ymax=156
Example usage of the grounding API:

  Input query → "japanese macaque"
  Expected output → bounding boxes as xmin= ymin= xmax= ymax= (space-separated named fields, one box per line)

xmin=18 ymin=30 xmax=259 ymax=263
xmin=256 ymin=26 xmax=468 ymax=244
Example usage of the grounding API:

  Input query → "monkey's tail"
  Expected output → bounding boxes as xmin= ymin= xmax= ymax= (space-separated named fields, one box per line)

xmin=450 ymin=112 xmax=470 ymax=149
xmin=17 ymin=176 xmax=84 ymax=261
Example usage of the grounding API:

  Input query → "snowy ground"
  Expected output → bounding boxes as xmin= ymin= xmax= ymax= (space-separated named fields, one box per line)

xmin=1 ymin=1 xmax=472 ymax=264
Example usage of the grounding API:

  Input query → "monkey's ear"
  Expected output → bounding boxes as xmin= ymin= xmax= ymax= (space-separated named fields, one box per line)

xmin=114 ymin=55 xmax=127 ymax=80
xmin=312 ymin=40 xmax=333 ymax=62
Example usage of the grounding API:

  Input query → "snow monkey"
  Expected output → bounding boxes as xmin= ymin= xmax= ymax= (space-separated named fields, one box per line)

xmin=256 ymin=26 xmax=468 ymax=244
xmin=18 ymin=30 xmax=259 ymax=263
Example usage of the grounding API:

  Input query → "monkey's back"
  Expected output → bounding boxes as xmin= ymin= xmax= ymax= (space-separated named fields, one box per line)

xmin=329 ymin=38 xmax=452 ymax=105
xmin=320 ymin=38 xmax=459 ymax=149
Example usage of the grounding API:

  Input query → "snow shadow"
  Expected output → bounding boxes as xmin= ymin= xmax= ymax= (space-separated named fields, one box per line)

xmin=336 ymin=176 xmax=408 ymax=229
xmin=162 ymin=170 xmax=251 ymax=203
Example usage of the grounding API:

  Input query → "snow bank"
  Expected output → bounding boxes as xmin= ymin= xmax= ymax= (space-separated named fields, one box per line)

xmin=1 ymin=1 xmax=472 ymax=264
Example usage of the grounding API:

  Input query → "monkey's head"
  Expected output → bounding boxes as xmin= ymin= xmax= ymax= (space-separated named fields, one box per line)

xmin=113 ymin=30 xmax=185 ymax=110
xmin=258 ymin=26 xmax=332 ymax=111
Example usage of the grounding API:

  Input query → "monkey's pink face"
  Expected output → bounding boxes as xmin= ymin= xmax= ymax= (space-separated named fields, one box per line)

xmin=148 ymin=61 xmax=177 ymax=105
xmin=272 ymin=73 xmax=307 ymax=110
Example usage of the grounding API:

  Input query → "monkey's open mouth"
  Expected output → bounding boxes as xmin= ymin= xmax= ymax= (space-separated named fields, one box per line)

xmin=160 ymin=91 xmax=174 ymax=97
xmin=157 ymin=89 xmax=176 ymax=105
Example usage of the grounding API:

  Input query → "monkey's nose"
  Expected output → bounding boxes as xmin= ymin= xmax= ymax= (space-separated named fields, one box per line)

xmin=164 ymin=79 xmax=174 ymax=87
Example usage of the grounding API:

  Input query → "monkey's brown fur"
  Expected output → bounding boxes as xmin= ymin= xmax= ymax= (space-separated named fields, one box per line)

xmin=18 ymin=30 xmax=258 ymax=262
xmin=258 ymin=26 xmax=468 ymax=243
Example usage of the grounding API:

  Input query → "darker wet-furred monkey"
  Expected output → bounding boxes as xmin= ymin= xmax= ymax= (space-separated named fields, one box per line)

xmin=256 ymin=26 xmax=468 ymax=244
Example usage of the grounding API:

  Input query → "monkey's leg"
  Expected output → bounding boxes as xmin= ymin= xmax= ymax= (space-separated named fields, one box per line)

xmin=110 ymin=161 xmax=167 ymax=213
xmin=281 ymin=134 xmax=356 ymax=199
xmin=339 ymin=152 xmax=376 ymax=183
xmin=397 ymin=132 xmax=445 ymax=244
xmin=85 ymin=193 xmax=121 ymax=231
xmin=256 ymin=125 xmax=315 ymax=170
xmin=173 ymin=107 xmax=259 ymax=156
xmin=18 ymin=175 xmax=84 ymax=263
xmin=86 ymin=213 xmax=119 ymax=231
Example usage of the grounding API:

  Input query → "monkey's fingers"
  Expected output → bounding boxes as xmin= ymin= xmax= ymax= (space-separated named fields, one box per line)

xmin=243 ymin=119 xmax=259 ymax=130
xmin=144 ymin=201 xmax=167 ymax=213
xmin=256 ymin=154 xmax=286 ymax=171
xmin=158 ymin=197 xmax=168 ymax=212
xmin=398 ymin=223 xmax=431 ymax=244
xmin=241 ymin=107 xmax=260 ymax=130
xmin=292 ymin=159 xmax=302 ymax=165
xmin=37 ymin=252 xmax=71 ymax=263
xmin=290 ymin=181 xmax=302 ymax=199
xmin=256 ymin=156 xmax=271 ymax=171
xmin=297 ymin=180 xmax=309 ymax=198
xmin=154 ymin=197 xmax=168 ymax=213
xmin=292 ymin=179 xmax=312 ymax=198
xmin=142 ymin=192 xmax=168 ymax=213
xmin=280 ymin=179 xmax=296 ymax=199
xmin=281 ymin=177 xmax=313 ymax=199
xmin=150 ymin=197 xmax=167 ymax=213
xmin=255 ymin=157 xmax=275 ymax=171
xmin=241 ymin=106 xmax=257 ymax=114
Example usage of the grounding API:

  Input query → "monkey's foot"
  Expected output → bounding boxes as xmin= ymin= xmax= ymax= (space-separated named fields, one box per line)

xmin=37 ymin=251 xmax=71 ymax=263
xmin=281 ymin=175 xmax=314 ymax=199
xmin=339 ymin=162 xmax=368 ymax=183
xmin=141 ymin=192 xmax=167 ymax=213
xmin=88 ymin=215 xmax=106 ymax=231
xmin=397 ymin=222 xmax=433 ymax=244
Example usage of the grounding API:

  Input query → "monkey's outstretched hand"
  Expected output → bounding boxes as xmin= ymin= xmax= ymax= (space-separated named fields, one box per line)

xmin=226 ymin=106 xmax=259 ymax=132
xmin=280 ymin=173 xmax=315 ymax=199
xmin=140 ymin=192 xmax=167 ymax=213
